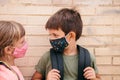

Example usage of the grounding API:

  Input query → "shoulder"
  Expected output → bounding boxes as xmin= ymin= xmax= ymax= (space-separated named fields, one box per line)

xmin=41 ymin=51 xmax=50 ymax=60
xmin=37 ymin=50 xmax=51 ymax=65
xmin=0 ymin=65 xmax=14 ymax=80
xmin=78 ymin=45 xmax=95 ymax=61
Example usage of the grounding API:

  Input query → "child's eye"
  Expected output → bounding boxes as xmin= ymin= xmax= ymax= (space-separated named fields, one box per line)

xmin=53 ymin=34 xmax=59 ymax=38
xmin=49 ymin=34 xmax=59 ymax=38
xmin=21 ymin=40 xmax=25 ymax=44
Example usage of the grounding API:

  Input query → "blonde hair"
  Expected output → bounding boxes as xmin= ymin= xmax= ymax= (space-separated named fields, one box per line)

xmin=0 ymin=21 xmax=25 ymax=57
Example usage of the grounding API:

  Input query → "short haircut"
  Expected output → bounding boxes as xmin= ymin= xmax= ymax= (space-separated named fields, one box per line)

xmin=0 ymin=21 xmax=25 ymax=57
xmin=45 ymin=8 xmax=83 ymax=40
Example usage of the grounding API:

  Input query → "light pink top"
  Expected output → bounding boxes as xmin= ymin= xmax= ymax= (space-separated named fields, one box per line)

xmin=0 ymin=65 xmax=24 ymax=80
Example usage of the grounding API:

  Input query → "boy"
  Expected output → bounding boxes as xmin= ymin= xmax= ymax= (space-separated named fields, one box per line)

xmin=32 ymin=8 xmax=101 ymax=80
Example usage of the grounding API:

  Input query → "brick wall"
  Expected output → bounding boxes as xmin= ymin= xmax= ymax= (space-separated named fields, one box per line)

xmin=0 ymin=0 xmax=120 ymax=80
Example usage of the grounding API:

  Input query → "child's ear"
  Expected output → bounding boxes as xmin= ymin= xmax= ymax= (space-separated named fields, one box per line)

xmin=4 ymin=46 xmax=14 ymax=55
xmin=67 ymin=31 xmax=76 ymax=41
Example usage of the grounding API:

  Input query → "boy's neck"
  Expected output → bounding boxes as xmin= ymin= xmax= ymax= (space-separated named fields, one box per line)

xmin=64 ymin=43 xmax=78 ymax=56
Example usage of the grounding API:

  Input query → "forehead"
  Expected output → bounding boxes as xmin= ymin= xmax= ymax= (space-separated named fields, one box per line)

xmin=47 ymin=28 xmax=65 ymax=35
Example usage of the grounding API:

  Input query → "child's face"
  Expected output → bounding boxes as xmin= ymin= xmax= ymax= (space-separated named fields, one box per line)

xmin=14 ymin=36 xmax=26 ymax=48
xmin=48 ymin=28 xmax=66 ymax=40
xmin=3 ymin=36 xmax=26 ymax=57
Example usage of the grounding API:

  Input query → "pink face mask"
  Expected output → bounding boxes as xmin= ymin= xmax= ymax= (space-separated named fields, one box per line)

xmin=13 ymin=42 xmax=28 ymax=58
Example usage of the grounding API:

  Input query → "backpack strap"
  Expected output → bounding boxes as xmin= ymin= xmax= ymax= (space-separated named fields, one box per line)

xmin=50 ymin=45 xmax=91 ymax=80
xmin=50 ymin=48 xmax=64 ymax=80
xmin=77 ymin=45 xmax=91 ymax=80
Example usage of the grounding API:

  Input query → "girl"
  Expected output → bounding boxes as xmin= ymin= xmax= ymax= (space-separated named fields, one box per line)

xmin=0 ymin=21 xmax=28 ymax=80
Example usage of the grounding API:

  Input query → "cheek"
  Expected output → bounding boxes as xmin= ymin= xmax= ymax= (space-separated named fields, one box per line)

xmin=11 ymin=48 xmax=15 ymax=55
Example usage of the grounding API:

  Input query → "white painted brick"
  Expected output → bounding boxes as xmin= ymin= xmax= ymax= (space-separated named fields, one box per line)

xmin=101 ymin=76 xmax=112 ymax=80
xmin=82 ymin=16 xmax=114 ymax=25
xmin=77 ymin=6 xmax=96 ymax=15
xmin=52 ymin=0 xmax=72 ymax=5
xmin=113 ymin=26 xmax=120 ymax=35
xmin=113 ymin=16 xmax=120 ymax=25
xmin=96 ymin=57 xmax=112 ymax=65
xmin=113 ymin=57 xmax=120 ymax=65
xmin=77 ymin=36 xmax=112 ymax=46
xmin=95 ymin=47 xmax=120 ymax=56
xmin=15 ymin=57 xmax=40 ymax=66
xmin=113 ymin=37 xmax=120 ymax=45
xmin=82 ymin=26 xmax=113 ymax=35
xmin=18 ymin=0 xmax=51 ymax=4
xmin=26 ymin=46 xmax=50 ymax=56
xmin=19 ymin=67 xmax=35 ymax=77
xmin=98 ymin=66 xmax=120 ymax=74
xmin=52 ymin=6 xmax=71 ymax=14
xmin=0 ymin=15 xmax=27 ymax=24
xmin=74 ymin=0 xmax=112 ymax=5
xmin=25 ymin=26 xmax=48 ymax=35
xmin=27 ymin=16 xmax=50 ymax=25
xmin=96 ymin=6 xmax=120 ymax=15
xmin=113 ymin=76 xmax=120 ymax=80
xmin=113 ymin=0 xmax=120 ymax=5
xmin=26 ymin=36 xmax=50 ymax=46
xmin=6 ymin=5 xmax=53 ymax=15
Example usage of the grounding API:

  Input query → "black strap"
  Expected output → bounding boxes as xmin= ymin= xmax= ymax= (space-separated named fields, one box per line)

xmin=50 ymin=48 xmax=64 ymax=80
xmin=0 ymin=61 xmax=21 ymax=80
xmin=78 ymin=45 xmax=91 ymax=80
xmin=0 ymin=61 xmax=11 ymax=70
xmin=50 ymin=45 xmax=91 ymax=80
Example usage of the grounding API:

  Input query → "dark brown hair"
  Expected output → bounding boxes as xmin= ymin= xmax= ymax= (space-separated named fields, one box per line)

xmin=45 ymin=8 xmax=83 ymax=40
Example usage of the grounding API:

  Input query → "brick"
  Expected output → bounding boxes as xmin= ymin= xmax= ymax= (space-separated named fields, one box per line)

xmin=6 ymin=5 xmax=53 ymax=15
xmin=19 ymin=67 xmax=35 ymax=76
xmin=0 ymin=5 xmax=8 ymax=14
xmin=77 ymin=6 xmax=95 ymax=15
xmin=25 ymin=26 xmax=48 ymax=35
xmin=113 ymin=57 xmax=120 ymax=65
xmin=113 ymin=16 xmax=120 ymax=25
xmin=26 ymin=46 xmax=50 ymax=56
xmin=113 ymin=37 xmax=120 ymax=45
xmin=82 ymin=26 xmax=113 ymax=35
xmin=18 ymin=0 xmax=51 ymax=4
xmin=15 ymin=57 xmax=40 ymax=66
xmin=52 ymin=0 xmax=72 ymax=5
xmin=52 ymin=6 xmax=71 ymax=14
xmin=113 ymin=76 xmax=120 ymax=80
xmin=82 ymin=16 xmax=114 ymax=25
xmin=101 ymin=76 xmax=112 ymax=80
xmin=74 ymin=0 xmax=112 ymax=5
xmin=77 ymin=36 xmax=112 ymax=46
xmin=0 ymin=15 xmax=27 ymax=24
xmin=96 ymin=6 xmax=120 ymax=15
xmin=96 ymin=57 xmax=112 ymax=65
xmin=113 ymin=26 xmax=120 ymax=35
xmin=0 ymin=0 xmax=9 ymax=6
xmin=95 ymin=47 xmax=120 ymax=56
xmin=98 ymin=66 xmax=120 ymax=74
xmin=27 ymin=16 xmax=50 ymax=25
xmin=26 ymin=36 xmax=50 ymax=46
xmin=113 ymin=0 xmax=120 ymax=5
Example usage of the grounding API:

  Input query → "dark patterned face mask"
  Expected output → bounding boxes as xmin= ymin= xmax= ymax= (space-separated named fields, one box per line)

xmin=50 ymin=37 xmax=69 ymax=52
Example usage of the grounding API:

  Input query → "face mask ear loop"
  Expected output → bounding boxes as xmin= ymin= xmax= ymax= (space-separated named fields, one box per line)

xmin=65 ymin=33 xmax=70 ymax=42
